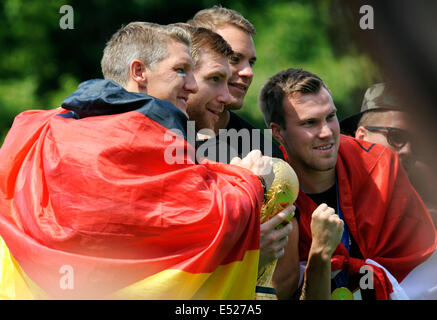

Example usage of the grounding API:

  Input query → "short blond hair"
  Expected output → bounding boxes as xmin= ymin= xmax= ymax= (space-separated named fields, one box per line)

xmin=187 ymin=5 xmax=256 ymax=35
xmin=101 ymin=22 xmax=191 ymax=86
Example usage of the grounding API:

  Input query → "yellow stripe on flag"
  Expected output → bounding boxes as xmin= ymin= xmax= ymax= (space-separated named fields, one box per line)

xmin=1 ymin=235 xmax=259 ymax=300
xmin=111 ymin=249 xmax=260 ymax=300
xmin=0 ymin=236 xmax=35 ymax=299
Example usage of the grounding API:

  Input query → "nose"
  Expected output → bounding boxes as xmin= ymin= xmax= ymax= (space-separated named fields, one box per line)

xmin=318 ymin=121 xmax=332 ymax=139
xmin=238 ymin=62 xmax=253 ymax=79
xmin=184 ymin=71 xmax=198 ymax=94
xmin=217 ymin=84 xmax=232 ymax=107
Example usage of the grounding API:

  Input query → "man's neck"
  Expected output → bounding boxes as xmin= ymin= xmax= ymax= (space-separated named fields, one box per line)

xmin=297 ymin=168 xmax=336 ymax=194
xmin=214 ymin=110 xmax=231 ymax=135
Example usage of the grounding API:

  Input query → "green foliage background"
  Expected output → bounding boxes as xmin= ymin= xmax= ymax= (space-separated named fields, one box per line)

xmin=0 ymin=0 xmax=381 ymax=144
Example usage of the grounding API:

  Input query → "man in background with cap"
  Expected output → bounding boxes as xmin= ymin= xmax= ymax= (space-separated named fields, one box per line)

xmin=340 ymin=83 xmax=437 ymax=228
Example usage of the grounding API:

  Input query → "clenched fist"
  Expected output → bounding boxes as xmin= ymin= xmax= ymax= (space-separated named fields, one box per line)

xmin=310 ymin=203 xmax=344 ymax=261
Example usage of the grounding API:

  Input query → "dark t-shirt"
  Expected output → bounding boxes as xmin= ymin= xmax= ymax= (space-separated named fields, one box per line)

xmin=302 ymin=183 xmax=376 ymax=299
xmin=196 ymin=111 xmax=284 ymax=164
xmin=305 ymin=184 xmax=363 ymax=260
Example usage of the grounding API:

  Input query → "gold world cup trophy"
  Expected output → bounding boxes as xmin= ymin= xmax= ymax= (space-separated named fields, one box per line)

xmin=256 ymin=158 xmax=299 ymax=300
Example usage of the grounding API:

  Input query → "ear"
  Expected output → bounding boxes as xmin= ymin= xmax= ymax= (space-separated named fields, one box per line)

xmin=129 ymin=59 xmax=148 ymax=91
xmin=355 ymin=126 xmax=367 ymax=140
xmin=270 ymin=122 xmax=285 ymax=146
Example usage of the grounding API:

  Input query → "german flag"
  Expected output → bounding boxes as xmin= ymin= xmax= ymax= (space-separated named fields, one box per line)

xmin=294 ymin=135 xmax=437 ymax=299
xmin=0 ymin=80 xmax=263 ymax=299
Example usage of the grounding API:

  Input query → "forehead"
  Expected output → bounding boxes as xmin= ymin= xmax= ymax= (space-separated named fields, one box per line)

xmin=284 ymin=87 xmax=336 ymax=120
xmin=215 ymin=24 xmax=256 ymax=57
xmin=160 ymin=40 xmax=193 ymax=65
xmin=195 ymin=50 xmax=231 ymax=78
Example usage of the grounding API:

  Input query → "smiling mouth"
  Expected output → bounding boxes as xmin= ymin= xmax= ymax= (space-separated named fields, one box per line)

xmin=314 ymin=144 xmax=334 ymax=151
xmin=229 ymin=83 xmax=247 ymax=93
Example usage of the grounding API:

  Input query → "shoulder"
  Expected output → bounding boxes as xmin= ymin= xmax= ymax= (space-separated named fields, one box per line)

xmin=337 ymin=134 xmax=401 ymax=185
xmin=226 ymin=111 xmax=255 ymax=131
xmin=339 ymin=134 xmax=397 ymax=164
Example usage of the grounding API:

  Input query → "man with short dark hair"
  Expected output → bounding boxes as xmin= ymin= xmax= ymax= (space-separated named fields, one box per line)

xmin=187 ymin=10 xmax=294 ymax=299
xmin=188 ymin=6 xmax=284 ymax=160
xmin=259 ymin=68 xmax=437 ymax=299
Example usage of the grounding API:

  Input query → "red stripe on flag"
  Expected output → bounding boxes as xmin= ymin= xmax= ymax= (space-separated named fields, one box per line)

xmin=0 ymin=109 xmax=262 ymax=298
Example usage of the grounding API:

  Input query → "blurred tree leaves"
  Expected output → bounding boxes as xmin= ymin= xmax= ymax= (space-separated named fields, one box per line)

xmin=0 ymin=0 xmax=381 ymax=144
xmin=229 ymin=0 xmax=381 ymax=129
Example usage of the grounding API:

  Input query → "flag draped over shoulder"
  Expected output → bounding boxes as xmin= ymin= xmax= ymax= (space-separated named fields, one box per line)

xmin=295 ymin=135 xmax=437 ymax=299
xmin=0 ymin=79 xmax=263 ymax=299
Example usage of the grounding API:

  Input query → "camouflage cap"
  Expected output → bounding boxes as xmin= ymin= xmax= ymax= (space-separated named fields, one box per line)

xmin=360 ymin=83 xmax=403 ymax=112
xmin=340 ymin=83 xmax=404 ymax=135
